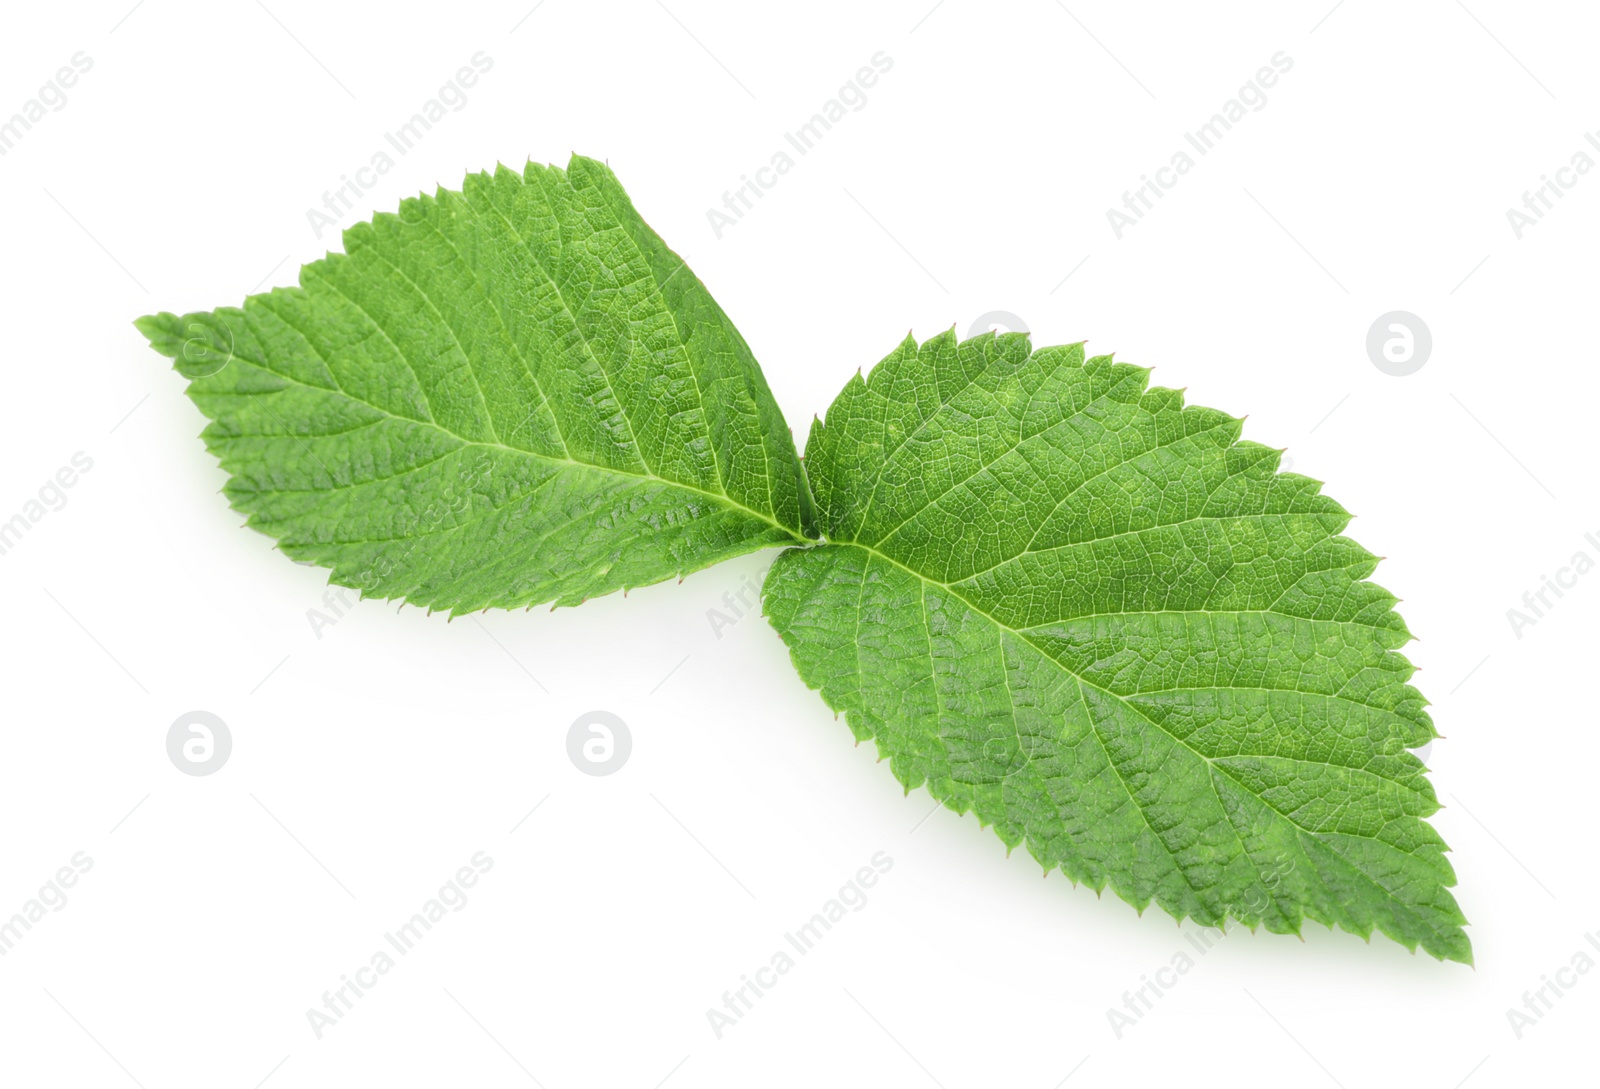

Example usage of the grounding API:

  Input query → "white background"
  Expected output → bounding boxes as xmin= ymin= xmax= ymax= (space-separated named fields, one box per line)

xmin=0 ymin=1 xmax=1594 ymax=1086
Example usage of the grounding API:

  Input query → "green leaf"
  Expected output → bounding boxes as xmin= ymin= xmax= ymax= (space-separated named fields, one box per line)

xmin=135 ymin=155 xmax=814 ymax=613
xmin=764 ymin=329 xmax=1469 ymax=962
xmin=138 ymin=156 xmax=1467 ymax=963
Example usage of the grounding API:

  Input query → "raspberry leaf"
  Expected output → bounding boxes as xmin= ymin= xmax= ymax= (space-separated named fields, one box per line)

xmin=136 ymin=155 xmax=814 ymax=614
xmin=763 ymin=330 xmax=1469 ymax=963
xmin=136 ymin=159 xmax=1468 ymax=962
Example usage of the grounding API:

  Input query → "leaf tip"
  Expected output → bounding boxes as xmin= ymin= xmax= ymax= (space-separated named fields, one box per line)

xmin=133 ymin=311 xmax=186 ymax=358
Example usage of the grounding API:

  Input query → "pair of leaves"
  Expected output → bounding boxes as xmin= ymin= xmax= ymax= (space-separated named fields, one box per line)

xmin=136 ymin=155 xmax=1468 ymax=963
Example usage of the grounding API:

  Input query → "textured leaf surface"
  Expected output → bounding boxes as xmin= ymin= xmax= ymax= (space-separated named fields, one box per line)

xmin=136 ymin=155 xmax=813 ymax=613
xmin=764 ymin=330 xmax=1469 ymax=962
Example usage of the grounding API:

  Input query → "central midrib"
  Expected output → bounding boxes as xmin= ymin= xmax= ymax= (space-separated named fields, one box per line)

xmin=215 ymin=343 xmax=810 ymax=545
